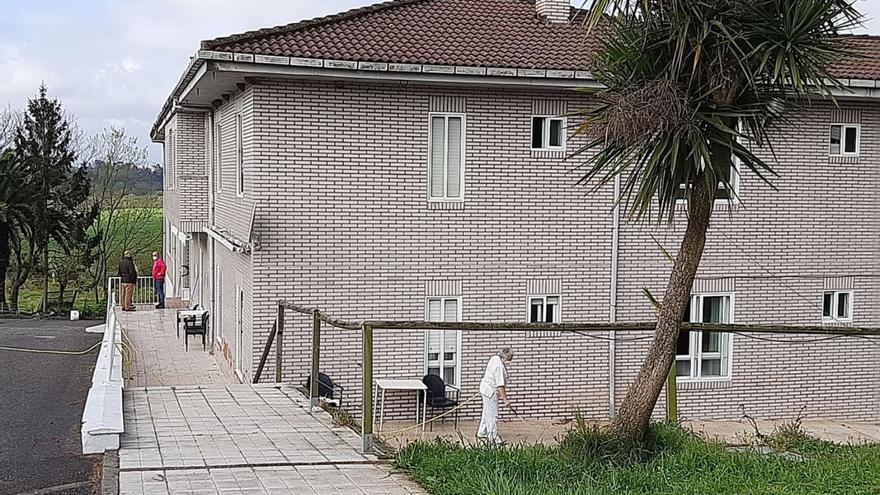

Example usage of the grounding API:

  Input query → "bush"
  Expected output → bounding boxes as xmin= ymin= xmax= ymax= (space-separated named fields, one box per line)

xmin=76 ymin=299 xmax=107 ymax=319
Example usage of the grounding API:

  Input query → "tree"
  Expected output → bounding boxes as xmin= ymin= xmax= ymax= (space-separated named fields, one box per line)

xmin=0 ymin=150 xmax=35 ymax=311
xmin=84 ymin=128 xmax=160 ymax=302
xmin=14 ymin=85 xmax=94 ymax=312
xmin=575 ymin=0 xmax=860 ymax=439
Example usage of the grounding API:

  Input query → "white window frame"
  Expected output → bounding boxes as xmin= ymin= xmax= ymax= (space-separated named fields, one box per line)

xmin=235 ymin=114 xmax=244 ymax=197
xmin=527 ymin=295 xmax=561 ymax=323
xmin=822 ymin=290 xmax=854 ymax=324
xmin=424 ymin=296 xmax=463 ymax=386
xmin=675 ymin=292 xmax=734 ymax=383
xmin=427 ymin=113 xmax=466 ymax=201
xmin=829 ymin=123 xmax=860 ymax=157
xmin=235 ymin=285 xmax=244 ymax=379
xmin=530 ymin=116 xmax=566 ymax=151
xmin=215 ymin=121 xmax=223 ymax=193
xmin=167 ymin=128 xmax=176 ymax=190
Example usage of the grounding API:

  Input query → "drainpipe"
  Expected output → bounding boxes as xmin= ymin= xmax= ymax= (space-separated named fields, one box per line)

xmin=608 ymin=174 xmax=621 ymax=418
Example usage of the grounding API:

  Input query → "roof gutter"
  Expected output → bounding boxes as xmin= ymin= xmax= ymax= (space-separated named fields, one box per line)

xmin=152 ymin=49 xmax=880 ymax=140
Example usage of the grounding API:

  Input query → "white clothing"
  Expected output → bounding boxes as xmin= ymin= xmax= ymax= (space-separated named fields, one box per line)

xmin=479 ymin=355 xmax=507 ymax=397
xmin=477 ymin=393 xmax=500 ymax=443
xmin=477 ymin=355 xmax=508 ymax=444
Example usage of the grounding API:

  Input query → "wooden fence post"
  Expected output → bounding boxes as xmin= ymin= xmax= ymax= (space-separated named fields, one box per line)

xmin=275 ymin=304 xmax=285 ymax=384
xmin=666 ymin=363 xmax=677 ymax=423
xmin=309 ymin=309 xmax=321 ymax=410
xmin=362 ymin=324 xmax=374 ymax=453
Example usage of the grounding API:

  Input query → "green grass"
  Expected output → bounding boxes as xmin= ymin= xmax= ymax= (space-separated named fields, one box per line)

xmin=394 ymin=420 xmax=880 ymax=495
xmin=11 ymin=207 xmax=163 ymax=315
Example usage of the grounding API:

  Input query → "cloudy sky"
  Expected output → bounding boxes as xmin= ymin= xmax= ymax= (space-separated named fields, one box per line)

xmin=2 ymin=0 xmax=879 ymax=165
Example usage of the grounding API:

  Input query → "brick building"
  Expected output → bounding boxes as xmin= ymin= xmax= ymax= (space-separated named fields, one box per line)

xmin=152 ymin=0 xmax=880 ymax=422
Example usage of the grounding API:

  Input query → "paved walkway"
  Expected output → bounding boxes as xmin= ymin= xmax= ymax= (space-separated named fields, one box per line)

xmin=116 ymin=307 xmax=424 ymax=495
xmin=117 ymin=306 xmax=228 ymax=387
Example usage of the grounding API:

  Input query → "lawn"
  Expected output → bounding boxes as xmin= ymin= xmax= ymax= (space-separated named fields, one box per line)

xmin=395 ymin=420 xmax=880 ymax=495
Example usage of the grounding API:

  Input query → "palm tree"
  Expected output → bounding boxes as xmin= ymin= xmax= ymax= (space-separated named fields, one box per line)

xmin=573 ymin=0 xmax=861 ymax=439
xmin=0 ymin=150 xmax=36 ymax=311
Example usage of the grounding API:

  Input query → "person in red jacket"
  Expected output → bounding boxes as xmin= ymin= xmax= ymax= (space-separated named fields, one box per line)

xmin=151 ymin=251 xmax=167 ymax=309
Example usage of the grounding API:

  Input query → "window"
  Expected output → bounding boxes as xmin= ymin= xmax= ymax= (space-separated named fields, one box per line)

xmin=167 ymin=128 xmax=175 ymax=190
xmin=528 ymin=295 xmax=560 ymax=323
xmin=235 ymin=114 xmax=244 ymax=197
xmin=823 ymin=290 xmax=853 ymax=323
xmin=531 ymin=116 xmax=565 ymax=151
xmin=425 ymin=297 xmax=461 ymax=386
xmin=428 ymin=114 xmax=465 ymax=200
xmin=829 ymin=124 xmax=860 ymax=157
xmin=215 ymin=122 xmax=223 ymax=192
xmin=676 ymin=294 xmax=733 ymax=381
xmin=235 ymin=286 xmax=244 ymax=373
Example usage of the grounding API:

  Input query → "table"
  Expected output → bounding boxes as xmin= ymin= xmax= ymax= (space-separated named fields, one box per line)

xmin=176 ymin=309 xmax=208 ymax=337
xmin=373 ymin=379 xmax=428 ymax=432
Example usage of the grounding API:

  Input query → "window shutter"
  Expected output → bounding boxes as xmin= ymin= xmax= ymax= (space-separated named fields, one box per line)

xmin=428 ymin=299 xmax=442 ymax=322
xmin=446 ymin=117 xmax=462 ymax=198
xmin=443 ymin=298 xmax=458 ymax=322
xmin=430 ymin=117 xmax=445 ymax=197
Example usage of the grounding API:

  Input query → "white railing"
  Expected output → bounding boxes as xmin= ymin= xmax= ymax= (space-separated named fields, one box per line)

xmin=108 ymin=276 xmax=159 ymax=306
xmin=81 ymin=280 xmax=125 ymax=454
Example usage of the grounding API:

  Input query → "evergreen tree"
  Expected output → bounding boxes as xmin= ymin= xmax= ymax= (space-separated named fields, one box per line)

xmin=14 ymin=85 xmax=95 ymax=312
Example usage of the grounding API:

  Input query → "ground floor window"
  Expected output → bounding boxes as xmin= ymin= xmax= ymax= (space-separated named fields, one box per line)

xmin=425 ymin=297 xmax=461 ymax=386
xmin=528 ymin=295 xmax=560 ymax=323
xmin=676 ymin=294 xmax=733 ymax=381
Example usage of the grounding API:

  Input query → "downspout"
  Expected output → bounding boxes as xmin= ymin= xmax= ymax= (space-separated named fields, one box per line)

xmin=608 ymin=174 xmax=621 ymax=418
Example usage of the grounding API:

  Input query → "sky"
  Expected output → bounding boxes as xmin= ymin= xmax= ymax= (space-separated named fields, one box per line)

xmin=2 ymin=0 xmax=879 ymax=165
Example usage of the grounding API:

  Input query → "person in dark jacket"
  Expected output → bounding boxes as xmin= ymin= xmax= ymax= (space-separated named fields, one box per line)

xmin=118 ymin=251 xmax=138 ymax=311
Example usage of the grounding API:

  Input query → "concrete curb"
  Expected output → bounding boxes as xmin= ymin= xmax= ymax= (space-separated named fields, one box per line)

xmin=101 ymin=450 xmax=119 ymax=495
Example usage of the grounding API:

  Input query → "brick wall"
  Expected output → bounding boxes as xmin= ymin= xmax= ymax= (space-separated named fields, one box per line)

xmin=166 ymin=75 xmax=880 ymax=423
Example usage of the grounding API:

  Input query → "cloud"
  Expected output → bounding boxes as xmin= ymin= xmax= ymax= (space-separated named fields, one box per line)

xmin=0 ymin=0 xmax=373 ymax=163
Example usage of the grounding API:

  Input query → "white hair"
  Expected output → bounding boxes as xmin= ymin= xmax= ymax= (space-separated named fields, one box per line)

xmin=499 ymin=347 xmax=514 ymax=360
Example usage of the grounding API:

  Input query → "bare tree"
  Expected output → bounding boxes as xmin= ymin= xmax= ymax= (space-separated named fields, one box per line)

xmin=84 ymin=128 xmax=160 ymax=301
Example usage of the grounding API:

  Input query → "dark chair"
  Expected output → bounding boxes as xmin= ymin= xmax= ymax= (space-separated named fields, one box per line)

xmin=184 ymin=312 xmax=209 ymax=351
xmin=302 ymin=373 xmax=345 ymax=407
xmin=176 ymin=304 xmax=201 ymax=338
xmin=422 ymin=374 xmax=460 ymax=431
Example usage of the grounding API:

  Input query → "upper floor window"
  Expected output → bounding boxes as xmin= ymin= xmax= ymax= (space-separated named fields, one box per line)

xmin=823 ymin=290 xmax=853 ymax=324
xmin=531 ymin=116 xmax=565 ymax=151
xmin=235 ymin=114 xmax=244 ymax=197
xmin=167 ymin=128 xmax=176 ymax=190
xmin=829 ymin=124 xmax=860 ymax=157
xmin=428 ymin=114 xmax=465 ymax=201
xmin=676 ymin=294 xmax=733 ymax=381
xmin=425 ymin=297 xmax=461 ymax=386
xmin=529 ymin=295 xmax=560 ymax=323
xmin=215 ymin=122 xmax=223 ymax=193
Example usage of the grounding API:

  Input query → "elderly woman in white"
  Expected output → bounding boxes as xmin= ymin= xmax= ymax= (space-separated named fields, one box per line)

xmin=477 ymin=347 xmax=513 ymax=444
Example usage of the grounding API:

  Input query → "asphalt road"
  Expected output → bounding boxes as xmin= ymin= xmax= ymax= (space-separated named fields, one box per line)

xmin=0 ymin=318 xmax=102 ymax=495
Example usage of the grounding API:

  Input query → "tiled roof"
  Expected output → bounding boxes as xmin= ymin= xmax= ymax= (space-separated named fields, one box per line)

xmin=834 ymin=35 xmax=880 ymax=80
xmin=201 ymin=0 xmax=880 ymax=80
xmin=202 ymin=0 xmax=598 ymax=71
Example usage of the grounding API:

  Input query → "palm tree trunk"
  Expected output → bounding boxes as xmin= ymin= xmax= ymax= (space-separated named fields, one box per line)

xmin=611 ymin=173 xmax=715 ymax=439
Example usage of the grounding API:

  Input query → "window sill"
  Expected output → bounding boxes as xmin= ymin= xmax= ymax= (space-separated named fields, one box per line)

xmin=822 ymin=319 xmax=853 ymax=327
xmin=427 ymin=200 xmax=464 ymax=210
xmin=676 ymin=379 xmax=731 ymax=390
xmin=530 ymin=149 xmax=565 ymax=159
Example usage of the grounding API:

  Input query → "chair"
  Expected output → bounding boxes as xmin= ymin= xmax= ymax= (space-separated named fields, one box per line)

xmin=302 ymin=373 xmax=345 ymax=407
xmin=184 ymin=312 xmax=209 ymax=351
xmin=422 ymin=374 xmax=460 ymax=431
xmin=176 ymin=304 xmax=201 ymax=338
